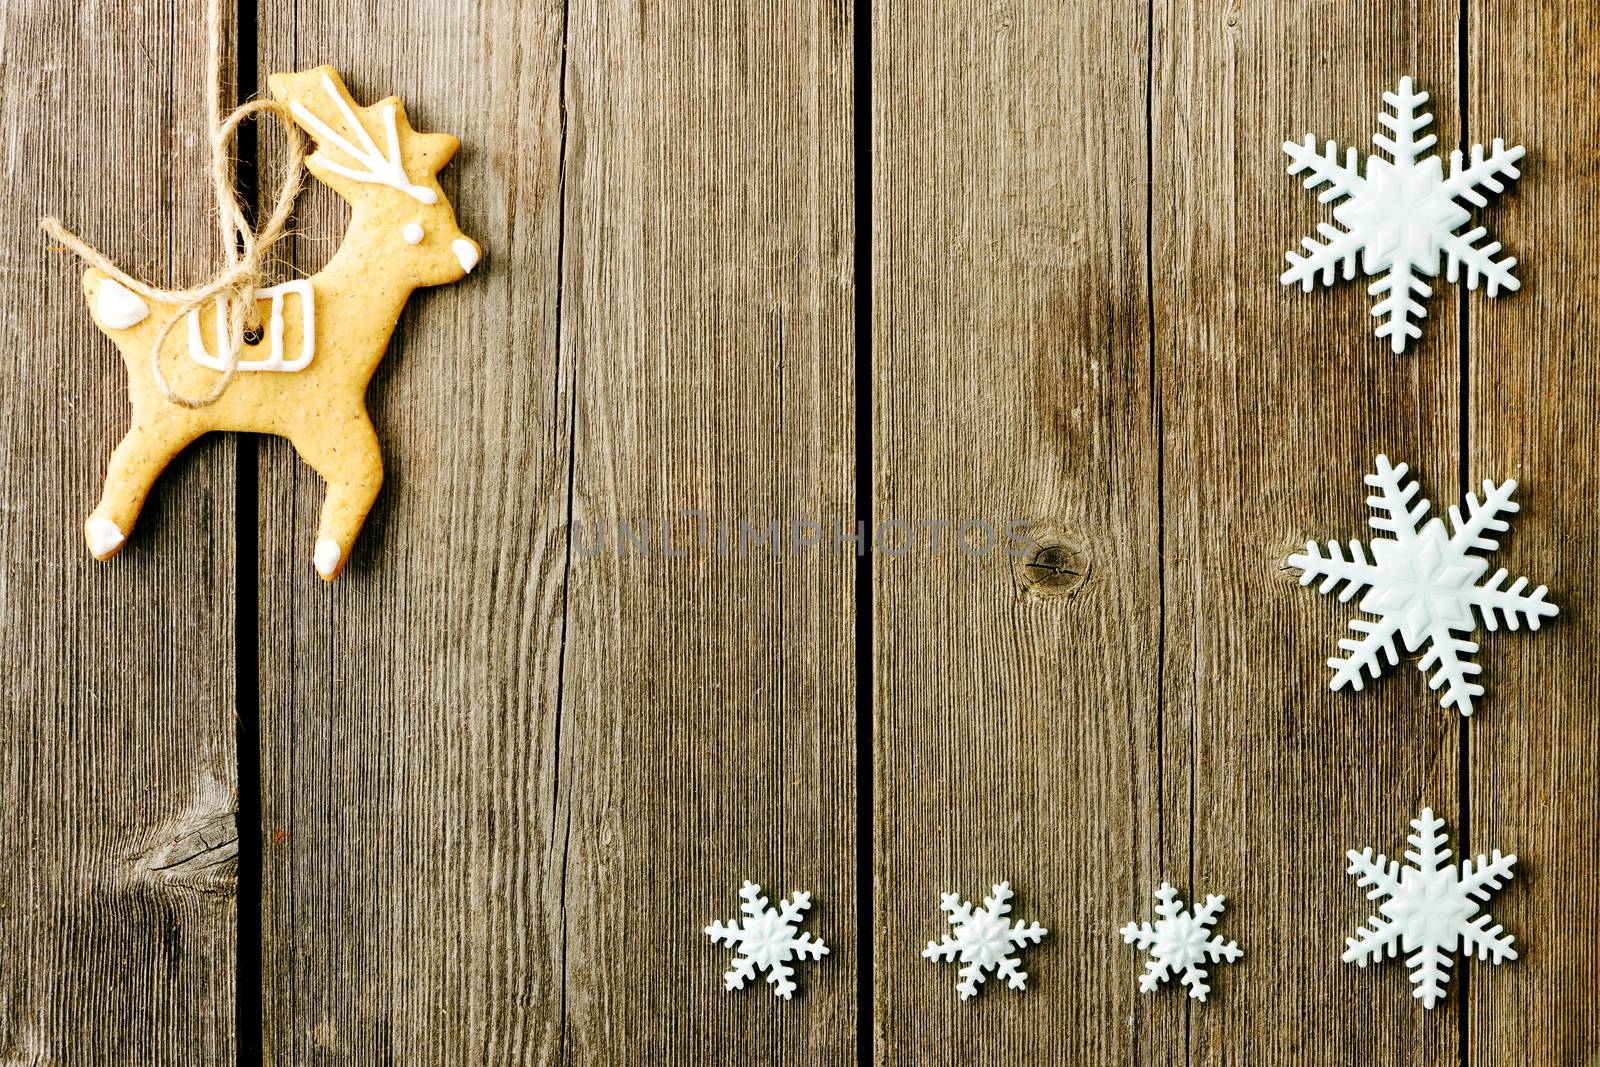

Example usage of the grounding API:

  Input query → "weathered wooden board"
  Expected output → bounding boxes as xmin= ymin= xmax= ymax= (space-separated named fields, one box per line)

xmin=252 ymin=1 xmax=571 ymax=1063
xmin=1467 ymin=5 xmax=1600 ymax=1063
xmin=253 ymin=0 xmax=853 ymax=1064
xmin=870 ymin=0 xmax=1594 ymax=1061
xmin=555 ymin=0 xmax=856 ymax=1060
xmin=873 ymin=0 xmax=1162 ymax=1060
xmin=1154 ymin=4 xmax=1463 ymax=1063
xmin=0 ymin=3 xmax=240 ymax=1065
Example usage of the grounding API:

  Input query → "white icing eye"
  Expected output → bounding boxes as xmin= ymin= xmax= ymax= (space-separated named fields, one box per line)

xmin=402 ymin=222 xmax=425 ymax=245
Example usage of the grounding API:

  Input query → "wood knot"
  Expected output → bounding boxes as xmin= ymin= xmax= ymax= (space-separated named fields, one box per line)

xmin=135 ymin=810 xmax=239 ymax=894
xmin=131 ymin=774 xmax=239 ymax=896
xmin=1015 ymin=537 xmax=1090 ymax=600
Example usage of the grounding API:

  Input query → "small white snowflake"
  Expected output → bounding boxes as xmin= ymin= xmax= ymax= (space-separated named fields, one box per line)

xmin=922 ymin=881 xmax=1047 ymax=1000
xmin=704 ymin=881 xmax=828 ymax=1000
xmin=1344 ymin=807 xmax=1518 ymax=1008
xmin=1282 ymin=76 xmax=1525 ymax=353
xmin=1120 ymin=883 xmax=1242 ymax=1002
xmin=1288 ymin=455 xmax=1557 ymax=715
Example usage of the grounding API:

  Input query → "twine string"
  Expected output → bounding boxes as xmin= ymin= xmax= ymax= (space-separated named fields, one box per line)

xmin=38 ymin=0 xmax=305 ymax=409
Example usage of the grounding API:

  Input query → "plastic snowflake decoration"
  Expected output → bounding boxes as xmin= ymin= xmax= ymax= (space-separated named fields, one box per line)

xmin=704 ymin=881 xmax=828 ymax=1000
xmin=1344 ymin=807 xmax=1518 ymax=1008
xmin=1120 ymin=883 xmax=1242 ymax=1002
xmin=1282 ymin=76 xmax=1525 ymax=353
xmin=922 ymin=881 xmax=1047 ymax=1000
xmin=1288 ymin=455 xmax=1557 ymax=715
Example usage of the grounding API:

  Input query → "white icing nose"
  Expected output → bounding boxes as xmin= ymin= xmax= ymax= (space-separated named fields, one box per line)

xmin=453 ymin=239 xmax=480 ymax=273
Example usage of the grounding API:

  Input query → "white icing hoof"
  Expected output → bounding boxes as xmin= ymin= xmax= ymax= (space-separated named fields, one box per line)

xmin=453 ymin=238 xmax=480 ymax=273
xmin=96 ymin=278 xmax=149 ymax=329
xmin=86 ymin=517 xmax=125 ymax=559
xmin=314 ymin=539 xmax=342 ymax=579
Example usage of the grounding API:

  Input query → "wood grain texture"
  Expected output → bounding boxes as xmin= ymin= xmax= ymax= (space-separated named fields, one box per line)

xmin=557 ymin=0 xmax=855 ymax=1061
xmin=0 ymin=3 xmax=239 ymax=1065
xmin=252 ymin=1 xmax=570 ymax=1063
xmin=872 ymin=0 xmax=1585 ymax=1062
xmin=253 ymin=0 xmax=852 ymax=1063
xmin=1153 ymin=4 xmax=1464 ymax=1062
xmin=1467 ymin=5 xmax=1600 ymax=1063
xmin=873 ymin=0 xmax=1160 ymax=1060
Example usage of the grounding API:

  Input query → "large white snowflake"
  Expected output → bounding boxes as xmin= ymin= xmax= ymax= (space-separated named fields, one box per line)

xmin=1120 ymin=883 xmax=1242 ymax=1002
xmin=1288 ymin=455 xmax=1557 ymax=715
xmin=1282 ymin=76 xmax=1525 ymax=353
xmin=704 ymin=881 xmax=828 ymax=999
xmin=922 ymin=881 xmax=1048 ymax=1000
xmin=1344 ymin=807 xmax=1518 ymax=1008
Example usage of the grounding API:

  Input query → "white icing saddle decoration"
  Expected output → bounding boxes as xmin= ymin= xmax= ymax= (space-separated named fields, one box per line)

xmin=187 ymin=280 xmax=315 ymax=373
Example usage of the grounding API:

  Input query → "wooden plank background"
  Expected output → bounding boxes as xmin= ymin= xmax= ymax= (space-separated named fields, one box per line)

xmin=875 ymin=0 xmax=1600 ymax=1064
xmin=1468 ymin=5 xmax=1600 ymax=1062
xmin=873 ymin=0 xmax=1161 ymax=1061
xmin=249 ymin=0 xmax=852 ymax=1064
xmin=2 ymin=1 xmax=1599 ymax=1065
xmin=0 ymin=2 xmax=241 ymax=1065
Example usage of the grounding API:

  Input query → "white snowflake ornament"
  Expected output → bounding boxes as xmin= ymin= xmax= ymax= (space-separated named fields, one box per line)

xmin=1120 ymin=883 xmax=1242 ymax=1002
xmin=922 ymin=881 xmax=1047 ymax=1000
xmin=1289 ymin=455 xmax=1556 ymax=715
xmin=1344 ymin=807 xmax=1518 ymax=1008
xmin=1282 ymin=76 xmax=1525 ymax=352
xmin=704 ymin=881 xmax=829 ymax=1000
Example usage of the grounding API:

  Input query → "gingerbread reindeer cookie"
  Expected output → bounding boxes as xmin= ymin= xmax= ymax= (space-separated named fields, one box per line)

xmin=70 ymin=67 xmax=479 ymax=579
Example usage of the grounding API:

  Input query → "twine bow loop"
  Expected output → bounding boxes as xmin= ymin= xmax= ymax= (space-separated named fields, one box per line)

xmin=38 ymin=0 xmax=305 ymax=409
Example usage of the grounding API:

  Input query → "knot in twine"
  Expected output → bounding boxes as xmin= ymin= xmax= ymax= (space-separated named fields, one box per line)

xmin=39 ymin=0 xmax=306 ymax=409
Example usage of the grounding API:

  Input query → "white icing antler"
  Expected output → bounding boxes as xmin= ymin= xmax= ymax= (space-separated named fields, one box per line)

xmin=289 ymin=73 xmax=437 ymax=204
